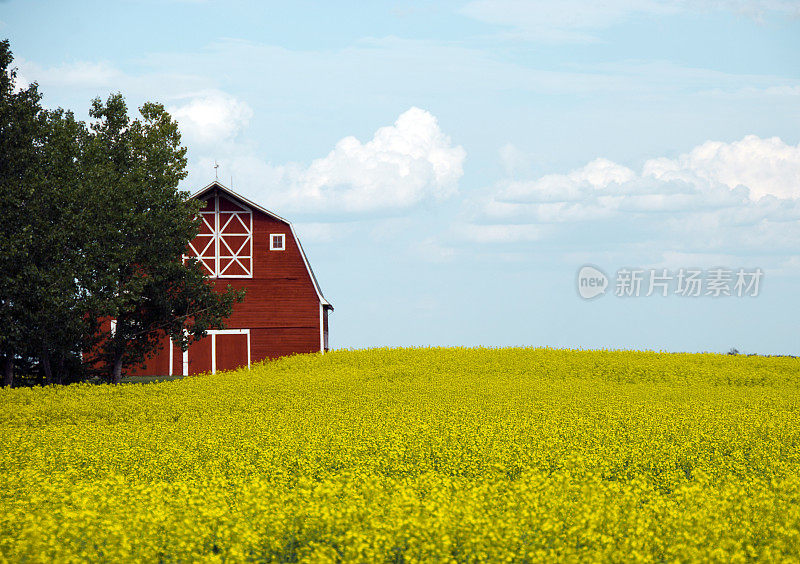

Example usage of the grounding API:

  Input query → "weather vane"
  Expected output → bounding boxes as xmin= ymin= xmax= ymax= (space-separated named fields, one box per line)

xmin=214 ymin=161 xmax=219 ymax=180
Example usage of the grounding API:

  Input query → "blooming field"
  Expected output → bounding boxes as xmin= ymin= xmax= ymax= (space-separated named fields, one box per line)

xmin=2 ymin=347 xmax=800 ymax=562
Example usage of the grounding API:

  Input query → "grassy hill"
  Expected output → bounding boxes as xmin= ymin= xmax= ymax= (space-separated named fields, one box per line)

xmin=2 ymin=347 xmax=799 ymax=561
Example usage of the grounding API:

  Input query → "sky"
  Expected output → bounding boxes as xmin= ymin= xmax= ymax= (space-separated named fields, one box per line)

xmin=3 ymin=0 xmax=800 ymax=354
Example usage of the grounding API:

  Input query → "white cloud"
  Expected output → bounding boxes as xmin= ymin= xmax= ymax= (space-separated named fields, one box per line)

xmin=219 ymin=107 xmax=466 ymax=215
xmin=461 ymin=0 xmax=677 ymax=42
xmin=11 ymin=70 xmax=29 ymax=93
xmin=294 ymin=107 xmax=464 ymax=211
xmin=13 ymin=57 xmax=210 ymax=117
xmin=488 ymin=134 xmax=800 ymax=215
xmin=461 ymin=0 xmax=800 ymax=42
xmin=293 ymin=222 xmax=355 ymax=243
xmin=169 ymin=91 xmax=253 ymax=145
xmin=710 ymin=0 xmax=800 ymax=18
xmin=644 ymin=135 xmax=800 ymax=200
xmin=416 ymin=238 xmax=457 ymax=262
xmin=653 ymin=251 xmax=741 ymax=269
xmin=456 ymin=223 xmax=545 ymax=243
xmin=467 ymin=134 xmax=800 ymax=254
xmin=701 ymin=84 xmax=800 ymax=98
xmin=577 ymin=158 xmax=638 ymax=188
xmin=773 ymin=255 xmax=800 ymax=275
xmin=17 ymin=58 xmax=122 ymax=89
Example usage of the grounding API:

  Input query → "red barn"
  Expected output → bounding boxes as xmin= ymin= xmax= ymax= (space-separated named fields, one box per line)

xmin=129 ymin=181 xmax=332 ymax=377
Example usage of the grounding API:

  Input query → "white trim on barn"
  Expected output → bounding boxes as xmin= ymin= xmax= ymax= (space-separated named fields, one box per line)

xmin=170 ymin=328 xmax=251 ymax=376
xmin=186 ymin=190 xmax=253 ymax=279
xmin=207 ymin=329 xmax=251 ymax=374
xmin=168 ymin=332 xmax=190 ymax=377
xmin=319 ymin=303 xmax=324 ymax=354
xmin=192 ymin=182 xmax=332 ymax=309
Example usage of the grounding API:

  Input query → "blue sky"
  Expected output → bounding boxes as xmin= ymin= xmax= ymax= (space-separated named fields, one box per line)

xmin=3 ymin=0 xmax=800 ymax=354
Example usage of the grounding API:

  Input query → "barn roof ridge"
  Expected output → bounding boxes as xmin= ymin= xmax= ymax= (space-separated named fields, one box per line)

xmin=191 ymin=180 xmax=332 ymax=310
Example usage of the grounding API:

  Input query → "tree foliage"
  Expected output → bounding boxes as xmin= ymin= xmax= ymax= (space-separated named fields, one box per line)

xmin=0 ymin=38 xmax=46 ymax=386
xmin=83 ymin=94 xmax=244 ymax=384
xmin=21 ymin=107 xmax=91 ymax=385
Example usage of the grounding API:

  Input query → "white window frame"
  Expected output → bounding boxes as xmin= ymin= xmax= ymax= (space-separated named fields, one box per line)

xmin=270 ymin=233 xmax=286 ymax=251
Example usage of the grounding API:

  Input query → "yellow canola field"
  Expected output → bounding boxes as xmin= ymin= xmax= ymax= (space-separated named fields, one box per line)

xmin=2 ymin=347 xmax=800 ymax=562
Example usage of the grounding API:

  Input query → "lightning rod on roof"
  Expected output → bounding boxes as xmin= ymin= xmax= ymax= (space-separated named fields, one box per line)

xmin=214 ymin=160 xmax=219 ymax=180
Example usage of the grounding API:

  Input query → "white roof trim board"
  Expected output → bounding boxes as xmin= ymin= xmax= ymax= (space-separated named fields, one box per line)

xmin=191 ymin=181 xmax=332 ymax=309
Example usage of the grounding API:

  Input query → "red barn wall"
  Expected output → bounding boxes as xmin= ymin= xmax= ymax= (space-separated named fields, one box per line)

xmin=208 ymin=205 xmax=321 ymax=348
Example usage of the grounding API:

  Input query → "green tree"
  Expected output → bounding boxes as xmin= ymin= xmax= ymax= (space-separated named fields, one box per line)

xmin=1 ymin=40 xmax=97 ymax=386
xmin=0 ymin=39 xmax=44 ymax=387
xmin=82 ymin=94 xmax=243 ymax=384
xmin=22 ymin=108 xmax=93 ymax=385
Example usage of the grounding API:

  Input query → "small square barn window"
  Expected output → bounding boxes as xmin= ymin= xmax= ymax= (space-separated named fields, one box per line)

xmin=270 ymin=233 xmax=285 ymax=251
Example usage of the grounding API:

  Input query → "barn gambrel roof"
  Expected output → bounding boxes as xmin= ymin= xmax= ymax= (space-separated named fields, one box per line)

xmin=191 ymin=181 xmax=332 ymax=310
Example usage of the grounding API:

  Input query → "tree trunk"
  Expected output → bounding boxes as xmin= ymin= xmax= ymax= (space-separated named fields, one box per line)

xmin=111 ymin=352 xmax=124 ymax=384
xmin=41 ymin=351 xmax=53 ymax=386
xmin=55 ymin=355 xmax=65 ymax=386
xmin=2 ymin=355 xmax=12 ymax=388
